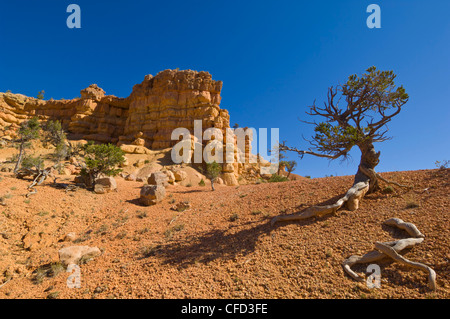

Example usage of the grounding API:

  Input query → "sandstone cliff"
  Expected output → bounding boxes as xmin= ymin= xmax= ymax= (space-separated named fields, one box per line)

xmin=0 ymin=69 xmax=262 ymax=185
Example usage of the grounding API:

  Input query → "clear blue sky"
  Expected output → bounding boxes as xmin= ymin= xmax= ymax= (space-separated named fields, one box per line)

xmin=1 ymin=1 xmax=449 ymax=177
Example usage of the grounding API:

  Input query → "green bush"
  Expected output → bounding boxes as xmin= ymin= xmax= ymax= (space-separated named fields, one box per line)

xmin=268 ymin=174 xmax=289 ymax=183
xmin=21 ymin=156 xmax=44 ymax=171
xmin=80 ymin=142 xmax=125 ymax=184
xmin=206 ymin=161 xmax=221 ymax=191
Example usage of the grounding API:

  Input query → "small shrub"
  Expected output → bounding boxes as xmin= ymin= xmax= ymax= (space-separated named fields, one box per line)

xmin=435 ymin=160 xmax=449 ymax=169
xmin=141 ymin=245 xmax=162 ymax=257
xmin=164 ymin=224 xmax=184 ymax=239
xmin=136 ymin=211 xmax=147 ymax=219
xmin=229 ymin=213 xmax=239 ymax=222
xmin=33 ymin=262 xmax=65 ymax=285
xmin=268 ymin=174 xmax=289 ymax=183
xmin=47 ymin=291 xmax=60 ymax=299
xmin=382 ymin=186 xmax=394 ymax=194
xmin=37 ymin=90 xmax=45 ymax=100
xmin=405 ymin=201 xmax=419 ymax=209
xmin=198 ymin=178 xmax=206 ymax=187
xmin=205 ymin=161 xmax=221 ymax=191
xmin=115 ymin=231 xmax=127 ymax=240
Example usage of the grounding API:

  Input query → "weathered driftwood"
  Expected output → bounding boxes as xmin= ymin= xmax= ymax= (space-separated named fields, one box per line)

xmin=25 ymin=165 xmax=57 ymax=197
xmin=374 ymin=242 xmax=436 ymax=291
xmin=383 ymin=218 xmax=425 ymax=238
xmin=343 ymin=219 xmax=436 ymax=291
xmin=271 ymin=180 xmax=369 ymax=225
xmin=342 ymin=237 xmax=424 ymax=282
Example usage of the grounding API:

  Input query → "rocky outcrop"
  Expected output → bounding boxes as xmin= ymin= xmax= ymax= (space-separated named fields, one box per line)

xmin=0 ymin=69 xmax=256 ymax=186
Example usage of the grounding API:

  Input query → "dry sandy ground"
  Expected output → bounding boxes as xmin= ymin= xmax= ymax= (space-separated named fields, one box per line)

xmin=0 ymin=166 xmax=448 ymax=299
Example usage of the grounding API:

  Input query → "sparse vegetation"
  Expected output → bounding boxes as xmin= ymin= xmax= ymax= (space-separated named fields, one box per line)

xmin=79 ymin=142 xmax=125 ymax=187
xmin=205 ymin=161 xmax=221 ymax=191
xmin=383 ymin=186 xmax=394 ymax=194
xmin=136 ymin=211 xmax=148 ymax=219
xmin=268 ymin=174 xmax=289 ymax=183
xmin=405 ymin=200 xmax=420 ymax=209
xmin=13 ymin=117 xmax=40 ymax=174
xmin=37 ymin=90 xmax=45 ymax=100
xmin=435 ymin=160 xmax=449 ymax=169
xmin=280 ymin=160 xmax=297 ymax=178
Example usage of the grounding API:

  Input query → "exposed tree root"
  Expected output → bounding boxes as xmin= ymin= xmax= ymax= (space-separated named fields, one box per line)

xmin=374 ymin=242 xmax=437 ymax=291
xmin=376 ymin=173 xmax=412 ymax=190
xmin=271 ymin=165 xmax=412 ymax=226
xmin=23 ymin=165 xmax=57 ymax=197
xmin=271 ymin=181 xmax=369 ymax=226
xmin=342 ymin=237 xmax=424 ymax=282
xmin=383 ymin=218 xmax=425 ymax=238
xmin=343 ymin=219 xmax=437 ymax=291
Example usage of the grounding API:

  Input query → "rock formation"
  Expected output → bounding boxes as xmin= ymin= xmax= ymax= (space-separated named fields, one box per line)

xmin=0 ymin=69 xmax=260 ymax=185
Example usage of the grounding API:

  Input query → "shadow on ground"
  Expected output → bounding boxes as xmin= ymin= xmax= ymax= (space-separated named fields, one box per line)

xmin=144 ymin=220 xmax=272 ymax=267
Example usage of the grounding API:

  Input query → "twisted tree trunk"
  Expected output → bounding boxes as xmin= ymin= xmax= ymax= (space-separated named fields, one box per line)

xmin=271 ymin=141 xmax=380 ymax=225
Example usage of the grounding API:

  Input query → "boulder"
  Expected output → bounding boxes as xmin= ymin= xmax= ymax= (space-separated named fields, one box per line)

xmin=172 ymin=169 xmax=187 ymax=182
xmin=140 ymin=184 xmax=165 ymax=206
xmin=94 ymin=176 xmax=117 ymax=194
xmin=147 ymin=171 xmax=169 ymax=187
xmin=58 ymin=245 xmax=102 ymax=266
xmin=125 ymin=174 xmax=136 ymax=181
xmin=162 ymin=170 xmax=176 ymax=184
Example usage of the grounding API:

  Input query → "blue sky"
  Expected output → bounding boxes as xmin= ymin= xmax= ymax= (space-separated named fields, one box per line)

xmin=1 ymin=1 xmax=449 ymax=177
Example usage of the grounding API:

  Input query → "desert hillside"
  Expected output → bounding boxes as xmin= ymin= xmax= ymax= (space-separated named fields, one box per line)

xmin=0 ymin=163 xmax=448 ymax=299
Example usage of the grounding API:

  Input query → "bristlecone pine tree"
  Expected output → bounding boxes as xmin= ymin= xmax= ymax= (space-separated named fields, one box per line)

xmin=272 ymin=66 xmax=410 ymax=225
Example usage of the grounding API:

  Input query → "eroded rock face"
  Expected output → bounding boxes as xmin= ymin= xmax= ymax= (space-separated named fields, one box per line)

xmin=0 ymin=69 xmax=257 ymax=186
xmin=0 ymin=70 xmax=229 ymax=146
